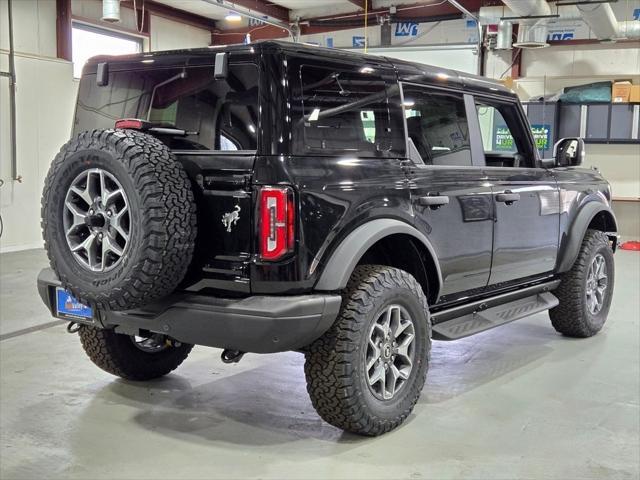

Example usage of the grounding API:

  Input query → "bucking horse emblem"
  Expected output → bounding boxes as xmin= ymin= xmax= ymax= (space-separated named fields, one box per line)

xmin=222 ymin=205 xmax=241 ymax=232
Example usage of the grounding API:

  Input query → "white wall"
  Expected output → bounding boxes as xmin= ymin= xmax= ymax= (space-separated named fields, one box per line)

xmin=0 ymin=0 xmax=76 ymax=252
xmin=0 ymin=0 xmax=212 ymax=252
xmin=149 ymin=14 xmax=211 ymax=51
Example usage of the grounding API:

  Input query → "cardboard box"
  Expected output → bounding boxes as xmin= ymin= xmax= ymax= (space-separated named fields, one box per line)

xmin=612 ymin=81 xmax=632 ymax=103
xmin=630 ymin=85 xmax=640 ymax=103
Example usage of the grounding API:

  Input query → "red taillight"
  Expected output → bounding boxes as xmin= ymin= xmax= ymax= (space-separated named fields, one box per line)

xmin=259 ymin=186 xmax=295 ymax=261
xmin=115 ymin=118 xmax=147 ymax=130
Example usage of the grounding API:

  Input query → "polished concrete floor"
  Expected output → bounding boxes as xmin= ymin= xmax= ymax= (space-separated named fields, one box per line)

xmin=1 ymin=249 xmax=638 ymax=480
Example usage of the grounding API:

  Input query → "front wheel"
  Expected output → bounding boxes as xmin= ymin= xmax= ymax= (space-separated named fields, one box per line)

xmin=304 ymin=265 xmax=431 ymax=436
xmin=79 ymin=326 xmax=193 ymax=380
xmin=550 ymin=229 xmax=615 ymax=337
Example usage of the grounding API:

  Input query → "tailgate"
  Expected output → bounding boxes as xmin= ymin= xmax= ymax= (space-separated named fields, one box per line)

xmin=177 ymin=152 xmax=255 ymax=294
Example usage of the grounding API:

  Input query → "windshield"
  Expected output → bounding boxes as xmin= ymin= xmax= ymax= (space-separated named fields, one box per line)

xmin=74 ymin=64 xmax=259 ymax=151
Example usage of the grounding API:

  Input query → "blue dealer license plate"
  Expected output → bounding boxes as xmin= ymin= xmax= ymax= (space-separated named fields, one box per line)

xmin=56 ymin=288 xmax=93 ymax=320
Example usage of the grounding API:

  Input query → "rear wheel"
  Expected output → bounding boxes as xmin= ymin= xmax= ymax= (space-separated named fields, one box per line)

xmin=304 ymin=265 xmax=431 ymax=436
xmin=550 ymin=229 xmax=615 ymax=337
xmin=78 ymin=326 xmax=193 ymax=381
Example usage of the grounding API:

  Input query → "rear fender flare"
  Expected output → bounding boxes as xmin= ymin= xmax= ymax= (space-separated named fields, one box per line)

xmin=314 ymin=218 xmax=443 ymax=297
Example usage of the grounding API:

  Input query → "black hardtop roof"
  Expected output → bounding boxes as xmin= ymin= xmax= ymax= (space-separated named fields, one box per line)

xmin=85 ymin=40 xmax=515 ymax=98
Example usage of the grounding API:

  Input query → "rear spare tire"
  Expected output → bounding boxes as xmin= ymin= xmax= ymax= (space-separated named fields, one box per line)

xmin=42 ymin=129 xmax=197 ymax=310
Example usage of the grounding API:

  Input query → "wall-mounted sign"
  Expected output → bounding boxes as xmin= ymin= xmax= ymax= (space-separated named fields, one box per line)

xmin=248 ymin=16 xmax=267 ymax=27
xmin=352 ymin=36 xmax=366 ymax=47
xmin=326 ymin=37 xmax=334 ymax=48
xmin=633 ymin=8 xmax=640 ymax=20
xmin=395 ymin=22 xmax=418 ymax=37
xmin=547 ymin=30 xmax=575 ymax=41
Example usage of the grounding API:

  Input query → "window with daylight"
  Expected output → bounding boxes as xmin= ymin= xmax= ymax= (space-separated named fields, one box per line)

xmin=72 ymin=23 xmax=143 ymax=79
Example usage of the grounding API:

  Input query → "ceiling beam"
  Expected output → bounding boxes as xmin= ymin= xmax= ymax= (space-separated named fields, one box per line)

xmin=226 ymin=0 xmax=291 ymax=23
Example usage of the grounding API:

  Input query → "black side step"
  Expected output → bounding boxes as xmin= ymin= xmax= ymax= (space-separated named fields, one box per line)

xmin=432 ymin=292 xmax=559 ymax=341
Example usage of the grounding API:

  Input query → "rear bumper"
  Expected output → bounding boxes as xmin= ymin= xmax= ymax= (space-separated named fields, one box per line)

xmin=37 ymin=268 xmax=341 ymax=353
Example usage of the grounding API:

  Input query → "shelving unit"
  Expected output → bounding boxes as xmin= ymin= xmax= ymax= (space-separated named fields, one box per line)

xmin=522 ymin=101 xmax=640 ymax=148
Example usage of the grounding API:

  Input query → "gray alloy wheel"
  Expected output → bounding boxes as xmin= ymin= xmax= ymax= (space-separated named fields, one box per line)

xmin=63 ymin=168 xmax=130 ymax=273
xmin=365 ymin=304 xmax=416 ymax=401
xmin=585 ymin=253 xmax=608 ymax=315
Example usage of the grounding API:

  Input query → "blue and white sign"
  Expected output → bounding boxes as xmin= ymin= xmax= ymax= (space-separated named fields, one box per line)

xmin=633 ymin=8 xmax=640 ymax=20
xmin=248 ymin=16 xmax=267 ymax=27
xmin=547 ymin=30 xmax=575 ymax=41
xmin=56 ymin=288 xmax=93 ymax=320
xmin=395 ymin=22 xmax=418 ymax=37
xmin=326 ymin=37 xmax=334 ymax=48
xmin=352 ymin=36 xmax=366 ymax=47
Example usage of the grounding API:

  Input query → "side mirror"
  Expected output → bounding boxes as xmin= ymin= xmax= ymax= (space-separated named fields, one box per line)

xmin=553 ymin=137 xmax=585 ymax=167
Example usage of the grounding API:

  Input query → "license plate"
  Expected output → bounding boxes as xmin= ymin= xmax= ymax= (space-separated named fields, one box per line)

xmin=55 ymin=288 xmax=93 ymax=321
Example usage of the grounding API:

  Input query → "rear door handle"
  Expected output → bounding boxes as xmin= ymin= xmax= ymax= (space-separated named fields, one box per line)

xmin=496 ymin=191 xmax=520 ymax=205
xmin=418 ymin=195 xmax=449 ymax=208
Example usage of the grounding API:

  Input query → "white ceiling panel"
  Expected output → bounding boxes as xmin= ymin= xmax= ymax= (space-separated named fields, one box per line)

xmin=151 ymin=0 xmax=228 ymax=20
xmin=272 ymin=0 xmax=347 ymax=8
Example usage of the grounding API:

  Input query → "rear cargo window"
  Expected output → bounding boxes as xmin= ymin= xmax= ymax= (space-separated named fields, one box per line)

xmin=292 ymin=65 xmax=398 ymax=157
xmin=74 ymin=64 xmax=259 ymax=151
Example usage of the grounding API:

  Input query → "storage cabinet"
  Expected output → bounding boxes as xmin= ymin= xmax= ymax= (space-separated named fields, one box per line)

xmin=524 ymin=101 xmax=640 ymax=147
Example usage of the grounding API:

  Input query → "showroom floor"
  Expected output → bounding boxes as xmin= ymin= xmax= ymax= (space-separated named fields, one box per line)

xmin=1 ymin=249 xmax=638 ymax=480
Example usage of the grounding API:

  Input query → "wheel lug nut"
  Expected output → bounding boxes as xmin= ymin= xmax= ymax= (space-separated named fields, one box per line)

xmin=89 ymin=209 xmax=94 ymax=215
xmin=107 ymin=210 xmax=112 ymax=217
xmin=98 ymin=233 xmax=103 ymax=239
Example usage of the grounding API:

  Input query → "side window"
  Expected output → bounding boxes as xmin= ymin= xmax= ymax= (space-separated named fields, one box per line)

xmin=474 ymin=100 xmax=534 ymax=168
xmin=292 ymin=65 xmax=399 ymax=156
xmin=476 ymin=104 xmax=517 ymax=154
xmin=402 ymin=87 xmax=472 ymax=166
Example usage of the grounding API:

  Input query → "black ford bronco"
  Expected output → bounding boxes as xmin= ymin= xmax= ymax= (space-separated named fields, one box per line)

xmin=38 ymin=41 xmax=617 ymax=436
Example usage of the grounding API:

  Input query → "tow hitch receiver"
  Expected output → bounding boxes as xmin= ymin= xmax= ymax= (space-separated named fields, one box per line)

xmin=221 ymin=349 xmax=245 ymax=364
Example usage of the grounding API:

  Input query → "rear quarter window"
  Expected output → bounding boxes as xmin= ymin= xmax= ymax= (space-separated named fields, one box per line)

xmin=291 ymin=64 xmax=403 ymax=157
xmin=74 ymin=64 xmax=259 ymax=151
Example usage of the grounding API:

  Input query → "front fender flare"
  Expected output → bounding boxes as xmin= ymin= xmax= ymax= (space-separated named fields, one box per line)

xmin=557 ymin=202 xmax=618 ymax=273
xmin=314 ymin=218 xmax=443 ymax=295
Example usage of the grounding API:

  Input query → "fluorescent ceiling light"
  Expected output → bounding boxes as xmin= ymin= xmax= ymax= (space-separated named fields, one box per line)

xmin=225 ymin=11 xmax=242 ymax=22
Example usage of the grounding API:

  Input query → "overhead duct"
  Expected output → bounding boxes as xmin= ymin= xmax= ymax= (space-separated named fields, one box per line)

xmin=102 ymin=0 xmax=121 ymax=23
xmin=577 ymin=2 xmax=619 ymax=40
xmin=480 ymin=1 xmax=640 ymax=48
xmin=502 ymin=0 xmax=551 ymax=49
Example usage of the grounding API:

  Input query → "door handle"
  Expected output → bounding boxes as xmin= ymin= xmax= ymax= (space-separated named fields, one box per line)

xmin=496 ymin=191 xmax=520 ymax=205
xmin=418 ymin=195 xmax=450 ymax=208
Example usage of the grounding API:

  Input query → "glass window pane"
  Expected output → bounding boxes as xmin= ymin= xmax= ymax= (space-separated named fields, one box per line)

xmin=476 ymin=104 xmax=517 ymax=153
xmin=402 ymin=88 xmax=472 ymax=166
xmin=72 ymin=25 xmax=142 ymax=78
xmin=293 ymin=65 xmax=395 ymax=156
xmin=74 ymin=64 xmax=259 ymax=151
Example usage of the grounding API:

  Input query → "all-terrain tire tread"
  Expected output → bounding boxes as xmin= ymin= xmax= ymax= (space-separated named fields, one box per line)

xmin=549 ymin=229 xmax=614 ymax=337
xmin=78 ymin=326 xmax=193 ymax=381
xmin=304 ymin=265 xmax=431 ymax=436
xmin=41 ymin=129 xmax=197 ymax=310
